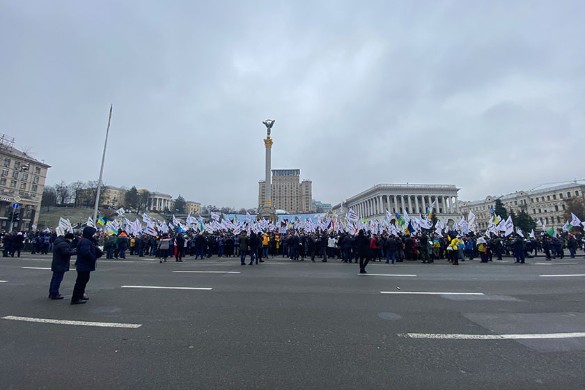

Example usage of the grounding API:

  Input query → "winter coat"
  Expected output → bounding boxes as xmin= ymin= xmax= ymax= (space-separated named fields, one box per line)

xmin=76 ymin=227 xmax=99 ymax=272
xmin=51 ymin=237 xmax=76 ymax=273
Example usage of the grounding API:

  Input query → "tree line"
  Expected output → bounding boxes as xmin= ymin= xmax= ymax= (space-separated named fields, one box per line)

xmin=40 ymin=181 xmax=257 ymax=216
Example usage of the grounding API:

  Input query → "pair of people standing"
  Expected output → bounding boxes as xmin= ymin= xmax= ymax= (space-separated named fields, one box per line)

xmin=48 ymin=226 xmax=103 ymax=304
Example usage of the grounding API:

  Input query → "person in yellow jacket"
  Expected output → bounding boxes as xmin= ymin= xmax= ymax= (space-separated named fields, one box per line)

xmin=262 ymin=233 xmax=270 ymax=259
xmin=449 ymin=236 xmax=460 ymax=265
xmin=274 ymin=234 xmax=280 ymax=256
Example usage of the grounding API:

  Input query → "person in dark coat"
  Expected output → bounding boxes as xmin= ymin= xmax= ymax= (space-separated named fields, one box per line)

xmin=13 ymin=232 xmax=25 ymax=257
xmin=117 ymin=231 xmax=129 ymax=259
xmin=355 ymin=229 xmax=371 ymax=274
xmin=48 ymin=233 xmax=76 ymax=300
xmin=248 ymin=231 xmax=259 ymax=265
xmin=71 ymin=227 xmax=102 ymax=305
xmin=175 ymin=233 xmax=185 ymax=262
xmin=238 ymin=231 xmax=249 ymax=265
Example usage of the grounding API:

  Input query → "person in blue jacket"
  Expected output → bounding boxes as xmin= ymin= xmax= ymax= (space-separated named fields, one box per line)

xmin=71 ymin=227 xmax=103 ymax=305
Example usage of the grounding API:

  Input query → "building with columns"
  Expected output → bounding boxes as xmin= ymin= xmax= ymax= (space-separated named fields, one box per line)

xmin=459 ymin=181 xmax=585 ymax=231
xmin=332 ymin=183 xmax=460 ymax=222
xmin=146 ymin=191 xmax=174 ymax=212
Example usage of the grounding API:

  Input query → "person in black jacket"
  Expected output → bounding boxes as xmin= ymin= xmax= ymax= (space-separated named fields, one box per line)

xmin=48 ymin=233 xmax=77 ymax=300
xmin=355 ymin=229 xmax=370 ymax=274
xmin=71 ymin=227 xmax=103 ymax=305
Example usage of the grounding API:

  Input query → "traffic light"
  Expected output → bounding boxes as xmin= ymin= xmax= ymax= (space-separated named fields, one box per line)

xmin=13 ymin=210 xmax=20 ymax=222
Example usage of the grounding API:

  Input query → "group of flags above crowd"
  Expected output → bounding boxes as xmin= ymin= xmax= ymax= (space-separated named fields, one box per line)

xmin=45 ymin=205 xmax=585 ymax=239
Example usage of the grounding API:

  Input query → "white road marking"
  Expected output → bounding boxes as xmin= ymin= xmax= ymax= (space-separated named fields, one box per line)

xmin=539 ymin=274 xmax=585 ymax=277
xmin=2 ymin=316 xmax=142 ymax=329
xmin=0 ymin=280 xmax=7 ymax=283
xmin=121 ymin=285 xmax=212 ymax=291
xmin=399 ymin=332 xmax=585 ymax=340
xmin=358 ymin=274 xmax=416 ymax=277
xmin=381 ymin=291 xmax=484 ymax=295
xmin=173 ymin=271 xmax=240 ymax=274
xmin=21 ymin=267 xmax=51 ymax=270
xmin=535 ymin=262 xmax=578 ymax=265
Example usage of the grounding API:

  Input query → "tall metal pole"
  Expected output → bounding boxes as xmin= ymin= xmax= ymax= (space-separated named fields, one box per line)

xmin=93 ymin=105 xmax=113 ymax=224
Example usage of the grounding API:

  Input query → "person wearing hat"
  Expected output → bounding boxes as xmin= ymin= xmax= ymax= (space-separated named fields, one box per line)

xmin=48 ymin=232 xmax=77 ymax=300
xmin=71 ymin=227 xmax=103 ymax=305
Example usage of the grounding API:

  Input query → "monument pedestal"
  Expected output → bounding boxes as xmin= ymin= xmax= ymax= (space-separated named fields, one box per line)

xmin=257 ymin=204 xmax=277 ymax=222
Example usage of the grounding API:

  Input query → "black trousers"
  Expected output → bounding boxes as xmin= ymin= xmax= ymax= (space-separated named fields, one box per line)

xmin=359 ymin=255 xmax=370 ymax=271
xmin=72 ymin=271 xmax=91 ymax=301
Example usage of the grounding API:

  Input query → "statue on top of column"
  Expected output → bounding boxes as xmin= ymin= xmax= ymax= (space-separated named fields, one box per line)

xmin=262 ymin=119 xmax=275 ymax=137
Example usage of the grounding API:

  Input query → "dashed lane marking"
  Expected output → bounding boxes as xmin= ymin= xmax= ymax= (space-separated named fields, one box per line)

xmin=121 ymin=285 xmax=213 ymax=291
xmin=399 ymin=332 xmax=585 ymax=340
xmin=381 ymin=291 xmax=484 ymax=295
xmin=2 ymin=316 xmax=142 ymax=329
xmin=539 ymin=274 xmax=585 ymax=277
xmin=21 ymin=267 xmax=51 ymax=270
xmin=173 ymin=271 xmax=240 ymax=274
xmin=358 ymin=274 xmax=416 ymax=277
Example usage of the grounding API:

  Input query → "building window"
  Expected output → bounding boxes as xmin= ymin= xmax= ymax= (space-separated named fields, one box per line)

xmin=555 ymin=205 xmax=558 ymax=211
xmin=33 ymin=176 xmax=39 ymax=184
xmin=576 ymin=191 xmax=580 ymax=196
xmin=532 ymin=209 xmax=536 ymax=214
xmin=35 ymin=166 xmax=41 ymax=174
xmin=559 ymin=193 xmax=563 ymax=199
xmin=21 ymin=173 xmax=28 ymax=181
xmin=10 ymin=180 xmax=16 ymax=188
xmin=1 ymin=168 xmax=8 ymax=177
xmin=547 ymin=195 xmax=550 ymax=201
xmin=567 ymin=192 xmax=571 ymax=198
xmin=553 ymin=194 xmax=556 ymax=200
xmin=32 ymin=184 xmax=38 ymax=192
xmin=557 ymin=216 xmax=562 ymax=223
xmin=3 ymin=158 xmax=10 ymax=167
xmin=0 ymin=178 xmax=5 ymax=186
xmin=20 ymin=182 xmax=26 ymax=190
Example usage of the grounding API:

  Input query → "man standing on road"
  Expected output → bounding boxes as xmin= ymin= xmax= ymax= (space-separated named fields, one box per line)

xmin=48 ymin=232 xmax=77 ymax=300
xmin=71 ymin=226 xmax=103 ymax=305
xmin=356 ymin=229 xmax=370 ymax=274
xmin=239 ymin=231 xmax=249 ymax=265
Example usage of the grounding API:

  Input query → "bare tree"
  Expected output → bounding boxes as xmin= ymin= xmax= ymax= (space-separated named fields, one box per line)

xmin=138 ymin=190 xmax=150 ymax=213
xmin=69 ymin=181 xmax=86 ymax=207
xmin=54 ymin=181 xmax=70 ymax=206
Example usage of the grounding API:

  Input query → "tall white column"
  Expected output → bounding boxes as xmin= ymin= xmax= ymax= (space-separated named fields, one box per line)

xmin=408 ymin=196 xmax=412 ymax=214
xmin=393 ymin=195 xmax=397 ymax=213
xmin=415 ymin=196 xmax=419 ymax=214
xmin=264 ymin=137 xmax=273 ymax=208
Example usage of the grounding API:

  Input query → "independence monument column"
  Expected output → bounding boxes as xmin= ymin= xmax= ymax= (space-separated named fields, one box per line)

xmin=259 ymin=119 xmax=276 ymax=221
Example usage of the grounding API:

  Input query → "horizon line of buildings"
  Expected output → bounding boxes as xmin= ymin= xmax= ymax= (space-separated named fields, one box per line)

xmin=2 ymin=135 xmax=582 ymax=232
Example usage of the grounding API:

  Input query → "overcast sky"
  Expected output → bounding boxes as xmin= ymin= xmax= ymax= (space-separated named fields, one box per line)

xmin=2 ymin=0 xmax=584 ymax=209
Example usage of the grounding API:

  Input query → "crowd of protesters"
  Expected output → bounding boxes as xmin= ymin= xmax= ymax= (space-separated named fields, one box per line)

xmin=3 ymin=228 xmax=584 ymax=268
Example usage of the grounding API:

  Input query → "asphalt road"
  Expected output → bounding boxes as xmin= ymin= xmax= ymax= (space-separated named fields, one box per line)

xmin=1 ymin=253 xmax=585 ymax=390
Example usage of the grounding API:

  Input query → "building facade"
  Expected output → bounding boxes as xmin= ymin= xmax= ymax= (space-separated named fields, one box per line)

xmin=185 ymin=201 xmax=201 ymax=215
xmin=76 ymin=185 xmax=126 ymax=209
xmin=259 ymin=169 xmax=313 ymax=214
xmin=0 ymin=136 xmax=50 ymax=231
xmin=332 ymin=183 xmax=460 ymax=222
xmin=459 ymin=181 xmax=585 ymax=231
xmin=146 ymin=191 xmax=174 ymax=212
